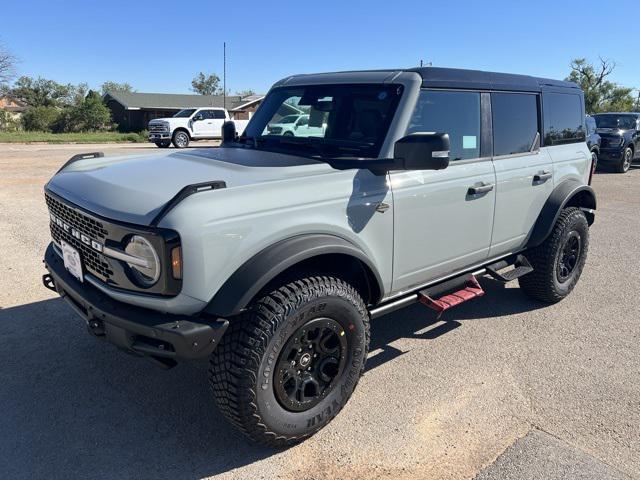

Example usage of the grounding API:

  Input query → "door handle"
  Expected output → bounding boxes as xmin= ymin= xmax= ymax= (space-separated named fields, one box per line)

xmin=533 ymin=171 xmax=552 ymax=182
xmin=467 ymin=183 xmax=494 ymax=195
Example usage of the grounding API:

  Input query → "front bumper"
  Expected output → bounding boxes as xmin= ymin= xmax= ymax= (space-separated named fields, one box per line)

xmin=148 ymin=133 xmax=171 ymax=141
xmin=43 ymin=243 xmax=228 ymax=366
xmin=598 ymin=148 xmax=623 ymax=162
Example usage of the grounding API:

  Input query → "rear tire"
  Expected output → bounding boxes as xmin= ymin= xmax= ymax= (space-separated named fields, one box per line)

xmin=519 ymin=207 xmax=589 ymax=303
xmin=209 ymin=276 xmax=370 ymax=446
xmin=616 ymin=147 xmax=633 ymax=173
xmin=172 ymin=130 xmax=190 ymax=148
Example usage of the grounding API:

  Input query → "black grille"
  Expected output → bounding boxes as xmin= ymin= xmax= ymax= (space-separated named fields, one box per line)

xmin=45 ymin=194 xmax=114 ymax=281
xmin=46 ymin=194 xmax=108 ymax=241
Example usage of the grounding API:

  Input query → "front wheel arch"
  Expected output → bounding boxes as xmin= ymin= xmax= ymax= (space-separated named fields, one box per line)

xmin=204 ymin=235 xmax=384 ymax=317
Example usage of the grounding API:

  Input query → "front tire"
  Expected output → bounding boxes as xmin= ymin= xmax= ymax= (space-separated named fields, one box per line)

xmin=209 ymin=276 xmax=370 ymax=446
xmin=519 ymin=207 xmax=589 ymax=303
xmin=172 ymin=130 xmax=190 ymax=148
xmin=616 ymin=147 xmax=633 ymax=173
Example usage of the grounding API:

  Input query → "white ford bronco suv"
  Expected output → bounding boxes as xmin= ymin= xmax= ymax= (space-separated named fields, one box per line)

xmin=148 ymin=107 xmax=249 ymax=148
xmin=42 ymin=67 xmax=596 ymax=445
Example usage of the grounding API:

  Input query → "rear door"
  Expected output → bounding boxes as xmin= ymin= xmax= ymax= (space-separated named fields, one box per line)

xmin=489 ymin=92 xmax=554 ymax=257
xmin=391 ymin=89 xmax=496 ymax=292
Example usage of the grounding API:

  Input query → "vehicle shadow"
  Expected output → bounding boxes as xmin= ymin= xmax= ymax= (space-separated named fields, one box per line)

xmin=0 ymin=298 xmax=276 ymax=480
xmin=0 ymin=278 xmax=544 ymax=478
xmin=366 ymin=277 xmax=546 ymax=372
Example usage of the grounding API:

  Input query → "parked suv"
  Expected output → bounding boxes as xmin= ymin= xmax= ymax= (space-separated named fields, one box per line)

xmin=148 ymin=108 xmax=249 ymax=148
xmin=42 ymin=67 xmax=596 ymax=446
xmin=586 ymin=115 xmax=601 ymax=169
xmin=592 ymin=112 xmax=640 ymax=173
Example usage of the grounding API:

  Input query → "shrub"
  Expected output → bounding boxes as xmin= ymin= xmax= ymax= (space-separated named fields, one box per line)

xmin=21 ymin=106 xmax=59 ymax=131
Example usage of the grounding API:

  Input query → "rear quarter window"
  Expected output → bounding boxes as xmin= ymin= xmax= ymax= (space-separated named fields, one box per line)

xmin=543 ymin=93 xmax=585 ymax=145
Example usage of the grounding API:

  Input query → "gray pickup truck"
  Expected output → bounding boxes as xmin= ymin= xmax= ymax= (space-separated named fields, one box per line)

xmin=42 ymin=67 xmax=596 ymax=445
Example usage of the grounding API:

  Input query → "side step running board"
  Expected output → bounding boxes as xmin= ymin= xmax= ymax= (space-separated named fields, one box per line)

xmin=485 ymin=254 xmax=533 ymax=283
xmin=418 ymin=275 xmax=484 ymax=319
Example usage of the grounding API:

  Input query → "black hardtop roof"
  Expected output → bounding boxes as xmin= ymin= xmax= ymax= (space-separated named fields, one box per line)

xmin=277 ymin=67 xmax=580 ymax=93
xmin=411 ymin=67 xmax=580 ymax=92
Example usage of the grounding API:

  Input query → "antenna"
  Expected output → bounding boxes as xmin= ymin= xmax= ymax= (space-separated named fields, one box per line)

xmin=223 ymin=42 xmax=226 ymax=110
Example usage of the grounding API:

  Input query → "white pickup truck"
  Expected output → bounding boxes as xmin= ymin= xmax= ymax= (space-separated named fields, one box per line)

xmin=148 ymin=108 xmax=249 ymax=148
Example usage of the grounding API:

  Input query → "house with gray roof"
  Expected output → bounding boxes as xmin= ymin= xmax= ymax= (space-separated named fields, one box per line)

xmin=103 ymin=91 xmax=264 ymax=132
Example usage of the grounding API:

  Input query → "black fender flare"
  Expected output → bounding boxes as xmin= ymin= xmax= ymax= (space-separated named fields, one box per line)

xmin=204 ymin=234 xmax=384 ymax=317
xmin=526 ymin=179 xmax=596 ymax=249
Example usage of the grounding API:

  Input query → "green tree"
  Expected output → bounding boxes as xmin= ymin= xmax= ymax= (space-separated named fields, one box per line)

xmin=191 ymin=72 xmax=222 ymax=95
xmin=9 ymin=76 xmax=75 ymax=107
xmin=567 ymin=58 xmax=635 ymax=113
xmin=21 ymin=106 xmax=60 ymax=131
xmin=101 ymin=81 xmax=134 ymax=95
xmin=70 ymin=90 xmax=112 ymax=131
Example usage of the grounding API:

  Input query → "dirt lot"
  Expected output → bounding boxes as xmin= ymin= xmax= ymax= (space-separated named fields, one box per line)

xmin=0 ymin=143 xmax=638 ymax=480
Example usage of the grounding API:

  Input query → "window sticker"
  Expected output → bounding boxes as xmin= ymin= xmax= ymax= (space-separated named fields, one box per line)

xmin=463 ymin=135 xmax=477 ymax=149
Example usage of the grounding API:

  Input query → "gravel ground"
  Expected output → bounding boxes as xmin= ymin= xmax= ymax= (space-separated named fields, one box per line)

xmin=0 ymin=143 xmax=638 ymax=480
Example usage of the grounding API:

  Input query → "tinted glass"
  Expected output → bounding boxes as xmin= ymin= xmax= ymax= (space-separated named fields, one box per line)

xmin=492 ymin=93 xmax=539 ymax=156
xmin=543 ymin=93 xmax=585 ymax=145
xmin=407 ymin=90 xmax=481 ymax=161
xmin=199 ymin=110 xmax=213 ymax=119
xmin=279 ymin=115 xmax=298 ymax=124
xmin=593 ymin=114 xmax=637 ymax=130
xmin=213 ymin=110 xmax=226 ymax=119
xmin=174 ymin=109 xmax=196 ymax=118
xmin=585 ymin=116 xmax=596 ymax=135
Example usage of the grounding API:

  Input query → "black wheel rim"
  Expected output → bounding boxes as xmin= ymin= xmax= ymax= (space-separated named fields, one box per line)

xmin=556 ymin=231 xmax=582 ymax=283
xmin=274 ymin=317 xmax=348 ymax=412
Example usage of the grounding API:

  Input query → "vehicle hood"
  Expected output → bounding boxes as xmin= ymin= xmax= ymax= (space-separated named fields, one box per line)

xmin=46 ymin=147 xmax=334 ymax=225
xmin=149 ymin=117 xmax=187 ymax=125
xmin=596 ymin=128 xmax=626 ymax=136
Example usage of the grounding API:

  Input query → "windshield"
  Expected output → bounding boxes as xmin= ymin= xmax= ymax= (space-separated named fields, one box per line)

xmin=173 ymin=109 xmax=196 ymax=118
xmin=594 ymin=114 xmax=637 ymax=130
xmin=274 ymin=115 xmax=299 ymax=124
xmin=242 ymin=84 xmax=404 ymax=159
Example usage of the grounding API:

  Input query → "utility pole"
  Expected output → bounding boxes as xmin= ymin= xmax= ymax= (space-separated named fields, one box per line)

xmin=223 ymin=42 xmax=226 ymax=110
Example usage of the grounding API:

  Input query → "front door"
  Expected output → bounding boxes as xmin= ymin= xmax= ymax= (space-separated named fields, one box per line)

xmin=391 ymin=89 xmax=496 ymax=293
xmin=192 ymin=110 xmax=225 ymax=137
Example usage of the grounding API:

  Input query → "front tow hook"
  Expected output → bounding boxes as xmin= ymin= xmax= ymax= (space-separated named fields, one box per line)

xmin=42 ymin=273 xmax=56 ymax=293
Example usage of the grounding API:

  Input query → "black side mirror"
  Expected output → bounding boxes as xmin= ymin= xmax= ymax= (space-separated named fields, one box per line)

xmin=193 ymin=114 xmax=203 ymax=121
xmin=393 ymin=133 xmax=450 ymax=170
xmin=221 ymin=121 xmax=237 ymax=144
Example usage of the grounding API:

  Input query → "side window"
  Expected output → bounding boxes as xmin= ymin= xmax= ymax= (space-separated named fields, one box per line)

xmin=407 ymin=90 xmax=481 ymax=161
xmin=491 ymin=93 xmax=539 ymax=156
xmin=199 ymin=110 xmax=213 ymax=119
xmin=213 ymin=110 xmax=226 ymax=119
xmin=543 ymin=93 xmax=585 ymax=145
xmin=585 ymin=117 xmax=595 ymax=136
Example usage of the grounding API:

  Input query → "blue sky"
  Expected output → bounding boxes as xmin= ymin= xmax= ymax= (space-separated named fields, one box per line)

xmin=3 ymin=0 xmax=638 ymax=95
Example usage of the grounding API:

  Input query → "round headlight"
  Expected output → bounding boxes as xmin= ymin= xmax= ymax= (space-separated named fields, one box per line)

xmin=125 ymin=235 xmax=160 ymax=287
